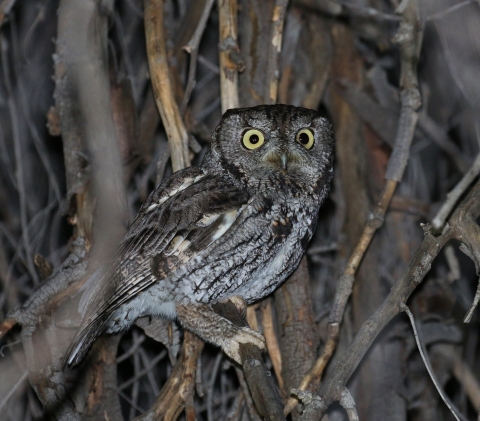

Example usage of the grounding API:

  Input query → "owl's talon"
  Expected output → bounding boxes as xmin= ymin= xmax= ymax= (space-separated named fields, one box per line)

xmin=222 ymin=326 xmax=266 ymax=364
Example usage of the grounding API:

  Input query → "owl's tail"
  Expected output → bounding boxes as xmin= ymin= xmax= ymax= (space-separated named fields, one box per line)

xmin=64 ymin=315 xmax=108 ymax=368
xmin=64 ymin=265 xmax=112 ymax=368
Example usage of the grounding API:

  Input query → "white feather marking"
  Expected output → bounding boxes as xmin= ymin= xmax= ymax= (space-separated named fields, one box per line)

xmin=269 ymin=247 xmax=287 ymax=271
xmin=211 ymin=210 xmax=238 ymax=241
xmin=198 ymin=213 xmax=220 ymax=227
xmin=167 ymin=177 xmax=195 ymax=198
xmin=177 ymin=239 xmax=191 ymax=252
xmin=164 ymin=235 xmax=184 ymax=256
xmin=150 ymin=174 xmax=205 ymax=209
xmin=193 ymin=174 xmax=205 ymax=183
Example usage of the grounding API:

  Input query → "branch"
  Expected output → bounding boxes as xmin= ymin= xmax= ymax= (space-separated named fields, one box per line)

xmin=8 ymin=238 xmax=88 ymax=421
xmin=133 ymin=331 xmax=204 ymax=421
xmin=303 ymin=179 xmax=480 ymax=419
xmin=403 ymin=305 xmax=464 ymax=421
xmin=212 ymin=300 xmax=286 ymax=421
xmin=261 ymin=299 xmax=283 ymax=392
xmin=144 ymin=0 xmax=190 ymax=172
xmin=265 ymin=0 xmax=289 ymax=104
xmin=274 ymin=257 xmax=318 ymax=418
xmin=218 ymin=0 xmax=241 ymax=112
xmin=181 ymin=0 xmax=216 ymax=114
xmin=432 ymin=152 xmax=480 ymax=230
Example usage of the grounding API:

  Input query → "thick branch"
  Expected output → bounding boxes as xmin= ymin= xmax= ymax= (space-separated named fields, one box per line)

xmin=8 ymin=238 xmax=87 ymax=421
xmin=212 ymin=300 xmax=286 ymax=421
xmin=275 ymin=258 xmax=318 ymax=419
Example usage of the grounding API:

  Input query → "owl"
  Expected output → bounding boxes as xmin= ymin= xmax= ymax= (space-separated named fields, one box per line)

xmin=65 ymin=104 xmax=334 ymax=367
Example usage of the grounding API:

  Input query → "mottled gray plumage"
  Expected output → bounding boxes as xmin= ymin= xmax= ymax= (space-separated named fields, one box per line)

xmin=65 ymin=104 xmax=334 ymax=366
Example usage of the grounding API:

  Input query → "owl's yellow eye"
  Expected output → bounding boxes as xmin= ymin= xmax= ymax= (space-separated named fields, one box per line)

xmin=296 ymin=129 xmax=314 ymax=150
xmin=242 ymin=129 xmax=265 ymax=150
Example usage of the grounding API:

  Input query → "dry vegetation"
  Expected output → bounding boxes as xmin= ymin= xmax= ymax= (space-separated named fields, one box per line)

xmin=0 ymin=0 xmax=480 ymax=420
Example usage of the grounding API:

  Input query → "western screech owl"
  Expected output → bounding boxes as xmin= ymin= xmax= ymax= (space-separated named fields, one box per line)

xmin=65 ymin=104 xmax=334 ymax=367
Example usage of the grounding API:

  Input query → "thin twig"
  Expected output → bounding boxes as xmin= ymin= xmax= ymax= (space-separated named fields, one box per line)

xmin=340 ymin=1 xmax=401 ymax=21
xmin=181 ymin=0 xmax=215 ymax=115
xmin=452 ymin=356 xmax=480 ymax=410
xmin=402 ymin=304 xmax=465 ymax=421
xmin=432 ymin=153 xmax=480 ymax=230
xmin=261 ymin=299 xmax=283 ymax=391
xmin=426 ymin=0 xmax=473 ymax=21
xmin=2 ymin=37 xmax=39 ymax=286
xmin=0 ymin=370 xmax=28 ymax=413
xmin=464 ymin=280 xmax=480 ymax=323
xmin=133 ymin=331 xmax=204 ymax=421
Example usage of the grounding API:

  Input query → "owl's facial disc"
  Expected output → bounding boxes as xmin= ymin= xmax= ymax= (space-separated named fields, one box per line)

xmin=211 ymin=104 xmax=334 ymax=193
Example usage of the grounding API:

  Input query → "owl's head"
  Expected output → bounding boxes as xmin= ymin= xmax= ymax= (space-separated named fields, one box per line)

xmin=208 ymin=104 xmax=334 ymax=197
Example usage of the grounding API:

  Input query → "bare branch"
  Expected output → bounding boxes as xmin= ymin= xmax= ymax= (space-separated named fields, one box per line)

xmin=306 ymin=179 xmax=480 ymax=418
xmin=212 ymin=300 xmax=286 ymax=421
xmin=181 ymin=0 xmax=216 ymax=115
xmin=432 ymin=153 xmax=480 ymax=230
xmin=144 ymin=0 xmax=190 ymax=172
xmin=265 ymin=0 xmax=289 ymax=104
xmin=403 ymin=304 xmax=465 ymax=421
xmin=133 ymin=331 xmax=204 ymax=421
xmin=218 ymin=0 xmax=241 ymax=112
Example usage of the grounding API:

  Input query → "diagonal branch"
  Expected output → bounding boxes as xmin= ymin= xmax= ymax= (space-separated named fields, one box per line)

xmin=303 ymin=179 xmax=480 ymax=419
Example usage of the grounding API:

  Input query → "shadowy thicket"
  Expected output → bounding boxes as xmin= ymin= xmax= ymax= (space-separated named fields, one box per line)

xmin=0 ymin=0 xmax=480 ymax=420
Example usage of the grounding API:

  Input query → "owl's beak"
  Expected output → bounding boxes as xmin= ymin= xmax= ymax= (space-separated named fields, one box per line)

xmin=263 ymin=150 xmax=292 ymax=172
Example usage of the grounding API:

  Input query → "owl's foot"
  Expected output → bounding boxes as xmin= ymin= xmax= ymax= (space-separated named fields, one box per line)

xmin=220 ymin=295 xmax=247 ymax=319
xmin=176 ymin=302 xmax=265 ymax=364
xmin=222 ymin=326 xmax=266 ymax=364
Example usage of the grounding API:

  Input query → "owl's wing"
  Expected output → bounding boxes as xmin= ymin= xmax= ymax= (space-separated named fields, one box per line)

xmin=66 ymin=166 xmax=250 ymax=366
xmin=97 ymin=168 xmax=250 ymax=314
